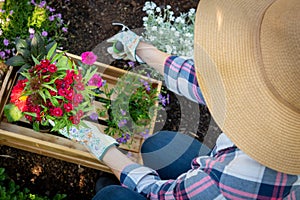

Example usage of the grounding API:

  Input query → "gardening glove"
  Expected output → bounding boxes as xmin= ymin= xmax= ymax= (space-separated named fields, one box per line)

xmin=107 ymin=25 xmax=144 ymax=63
xmin=49 ymin=120 xmax=118 ymax=161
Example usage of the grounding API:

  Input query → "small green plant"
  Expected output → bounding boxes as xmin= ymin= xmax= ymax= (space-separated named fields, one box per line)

xmin=142 ymin=1 xmax=195 ymax=57
xmin=0 ymin=167 xmax=67 ymax=200
xmin=0 ymin=0 xmax=68 ymax=62
xmin=96 ymin=65 xmax=168 ymax=144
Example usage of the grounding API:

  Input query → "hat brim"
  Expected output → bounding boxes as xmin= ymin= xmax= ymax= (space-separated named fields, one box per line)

xmin=194 ymin=0 xmax=300 ymax=174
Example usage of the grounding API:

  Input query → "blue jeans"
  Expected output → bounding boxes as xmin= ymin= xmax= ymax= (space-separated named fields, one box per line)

xmin=93 ymin=131 xmax=211 ymax=200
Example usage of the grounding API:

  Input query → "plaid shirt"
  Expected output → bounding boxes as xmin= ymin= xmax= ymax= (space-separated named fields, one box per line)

xmin=120 ymin=56 xmax=300 ymax=199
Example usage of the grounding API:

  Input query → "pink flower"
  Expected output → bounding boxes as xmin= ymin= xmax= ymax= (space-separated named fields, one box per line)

xmin=81 ymin=51 xmax=97 ymax=65
xmin=88 ymin=74 xmax=103 ymax=87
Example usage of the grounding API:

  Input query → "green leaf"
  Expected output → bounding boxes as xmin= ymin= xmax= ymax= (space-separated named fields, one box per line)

xmin=41 ymin=84 xmax=57 ymax=92
xmin=5 ymin=55 xmax=26 ymax=67
xmin=50 ymin=97 xmax=59 ymax=107
xmin=38 ymin=90 xmax=46 ymax=102
xmin=3 ymin=104 xmax=23 ymax=122
xmin=33 ymin=122 xmax=40 ymax=132
xmin=31 ymin=55 xmax=40 ymax=65
xmin=23 ymin=112 xmax=37 ymax=117
xmin=50 ymin=51 xmax=63 ymax=63
xmin=46 ymin=42 xmax=57 ymax=60
xmin=45 ymin=41 xmax=57 ymax=53
xmin=31 ymin=32 xmax=46 ymax=59
xmin=15 ymin=38 xmax=29 ymax=51
xmin=56 ymin=56 xmax=69 ymax=69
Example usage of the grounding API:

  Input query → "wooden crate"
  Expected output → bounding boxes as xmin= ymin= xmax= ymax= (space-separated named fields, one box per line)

xmin=0 ymin=53 xmax=162 ymax=173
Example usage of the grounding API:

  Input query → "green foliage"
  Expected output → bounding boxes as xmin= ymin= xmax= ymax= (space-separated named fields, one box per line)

xmin=0 ymin=0 xmax=68 ymax=61
xmin=0 ymin=167 xmax=67 ymax=200
xmin=98 ymin=69 xmax=164 ymax=144
xmin=5 ymin=33 xmax=57 ymax=72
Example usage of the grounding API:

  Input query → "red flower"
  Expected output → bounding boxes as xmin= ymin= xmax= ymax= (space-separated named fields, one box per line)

xmin=47 ymin=64 xmax=57 ymax=73
xmin=40 ymin=59 xmax=50 ymax=67
xmin=63 ymin=103 xmax=73 ymax=112
xmin=58 ymin=88 xmax=67 ymax=97
xmin=50 ymin=107 xmax=63 ymax=117
xmin=65 ymin=89 xmax=74 ymax=100
xmin=49 ymin=90 xmax=57 ymax=96
xmin=69 ymin=115 xmax=80 ymax=125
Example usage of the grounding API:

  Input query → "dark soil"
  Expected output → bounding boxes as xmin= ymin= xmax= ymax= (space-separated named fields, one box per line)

xmin=0 ymin=0 xmax=222 ymax=199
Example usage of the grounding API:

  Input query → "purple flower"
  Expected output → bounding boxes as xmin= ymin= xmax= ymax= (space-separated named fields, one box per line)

xmin=140 ymin=129 xmax=150 ymax=139
xmin=120 ymin=109 xmax=126 ymax=116
xmin=158 ymin=93 xmax=168 ymax=106
xmin=62 ymin=27 xmax=68 ymax=32
xmin=116 ymin=133 xmax=130 ymax=144
xmin=49 ymin=15 xmax=55 ymax=21
xmin=118 ymin=119 xmax=127 ymax=128
xmin=47 ymin=6 xmax=56 ymax=12
xmin=5 ymin=49 xmax=10 ymax=54
xmin=29 ymin=34 xmax=34 ymax=39
xmin=39 ymin=1 xmax=46 ymax=7
xmin=42 ymin=31 xmax=48 ymax=37
xmin=3 ymin=39 xmax=9 ymax=46
xmin=30 ymin=0 xmax=36 ymax=6
xmin=56 ymin=13 xmax=62 ymax=19
xmin=128 ymin=61 xmax=135 ymax=68
xmin=88 ymin=74 xmax=103 ymax=87
xmin=9 ymin=10 xmax=13 ymax=15
xmin=0 ymin=51 xmax=6 ymax=59
xmin=139 ymin=79 xmax=151 ymax=91
xmin=89 ymin=112 xmax=99 ymax=121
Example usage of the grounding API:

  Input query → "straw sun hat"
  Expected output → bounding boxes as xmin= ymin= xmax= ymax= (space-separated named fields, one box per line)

xmin=194 ymin=0 xmax=300 ymax=175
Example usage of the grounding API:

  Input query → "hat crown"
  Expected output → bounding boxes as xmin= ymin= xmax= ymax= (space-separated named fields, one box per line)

xmin=261 ymin=0 xmax=300 ymax=112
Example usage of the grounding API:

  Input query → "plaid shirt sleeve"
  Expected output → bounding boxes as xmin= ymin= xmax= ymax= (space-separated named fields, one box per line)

xmin=164 ymin=56 xmax=206 ymax=105
xmin=120 ymin=133 xmax=300 ymax=199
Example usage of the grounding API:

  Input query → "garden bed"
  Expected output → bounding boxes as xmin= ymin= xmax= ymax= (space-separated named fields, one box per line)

xmin=0 ymin=53 xmax=162 ymax=173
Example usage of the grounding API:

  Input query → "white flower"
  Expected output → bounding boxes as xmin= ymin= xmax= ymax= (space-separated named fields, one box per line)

xmin=143 ymin=1 xmax=157 ymax=11
xmin=142 ymin=16 xmax=148 ymax=22
xmin=142 ymin=2 xmax=195 ymax=57
xmin=165 ymin=45 xmax=172 ymax=54
xmin=0 ymin=29 xmax=2 ymax=36
xmin=146 ymin=10 xmax=154 ymax=15
xmin=189 ymin=8 xmax=196 ymax=16
xmin=29 ymin=28 xmax=35 ymax=34
xmin=156 ymin=17 xmax=164 ymax=24
xmin=151 ymin=26 xmax=157 ymax=31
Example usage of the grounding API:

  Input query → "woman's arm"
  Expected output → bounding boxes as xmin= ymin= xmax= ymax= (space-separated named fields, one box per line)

xmin=135 ymin=41 xmax=170 ymax=76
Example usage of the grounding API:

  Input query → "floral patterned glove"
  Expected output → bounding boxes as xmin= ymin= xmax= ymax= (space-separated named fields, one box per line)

xmin=107 ymin=29 xmax=144 ymax=63
xmin=49 ymin=120 xmax=118 ymax=161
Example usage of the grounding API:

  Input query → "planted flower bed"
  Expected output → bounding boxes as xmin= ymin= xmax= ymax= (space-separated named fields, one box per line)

xmin=0 ymin=35 xmax=162 ymax=173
